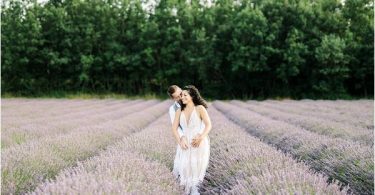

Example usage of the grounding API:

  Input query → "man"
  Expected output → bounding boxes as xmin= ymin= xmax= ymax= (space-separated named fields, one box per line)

xmin=168 ymin=85 xmax=189 ymax=180
xmin=168 ymin=85 xmax=188 ymax=150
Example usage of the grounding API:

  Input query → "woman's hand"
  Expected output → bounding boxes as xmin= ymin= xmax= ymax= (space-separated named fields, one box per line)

xmin=191 ymin=133 xmax=204 ymax=148
xmin=179 ymin=136 xmax=189 ymax=150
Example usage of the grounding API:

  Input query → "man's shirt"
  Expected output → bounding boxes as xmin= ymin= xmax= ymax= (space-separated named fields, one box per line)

xmin=169 ymin=101 xmax=184 ymax=138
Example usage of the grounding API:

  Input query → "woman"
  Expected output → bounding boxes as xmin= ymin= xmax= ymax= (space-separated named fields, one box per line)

xmin=171 ymin=85 xmax=212 ymax=195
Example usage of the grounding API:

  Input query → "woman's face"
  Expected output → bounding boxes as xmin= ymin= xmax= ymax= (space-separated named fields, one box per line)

xmin=181 ymin=90 xmax=192 ymax=105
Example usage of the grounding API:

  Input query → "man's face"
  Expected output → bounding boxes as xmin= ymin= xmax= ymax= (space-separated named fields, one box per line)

xmin=171 ymin=88 xmax=182 ymax=101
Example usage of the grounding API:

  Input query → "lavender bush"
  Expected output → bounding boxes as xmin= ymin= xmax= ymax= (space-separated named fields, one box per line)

xmin=231 ymin=100 xmax=373 ymax=146
xmin=253 ymin=100 xmax=374 ymax=131
xmin=1 ymin=100 xmax=170 ymax=194
xmin=275 ymin=99 xmax=374 ymax=121
xmin=29 ymin=114 xmax=184 ymax=194
xmin=29 ymin=110 xmax=348 ymax=195
xmin=2 ymin=98 xmax=372 ymax=195
xmin=2 ymin=100 xmax=156 ymax=148
xmin=2 ymin=99 xmax=136 ymax=128
xmin=214 ymin=101 xmax=374 ymax=195
xmin=199 ymin=107 xmax=348 ymax=195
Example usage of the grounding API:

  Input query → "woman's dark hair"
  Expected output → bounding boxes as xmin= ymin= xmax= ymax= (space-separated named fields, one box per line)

xmin=180 ymin=85 xmax=208 ymax=110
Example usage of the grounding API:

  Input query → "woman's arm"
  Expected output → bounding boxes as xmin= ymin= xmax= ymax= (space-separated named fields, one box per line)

xmin=198 ymin=105 xmax=212 ymax=139
xmin=172 ymin=108 xmax=182 ymax=144
xmin=192 ymin=105 xmax=212 ymax=147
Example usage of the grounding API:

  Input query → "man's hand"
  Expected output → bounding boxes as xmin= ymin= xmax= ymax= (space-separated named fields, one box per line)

xmin=191 ymin=133 xmax=203 ymax=148
xmin=179 ymin=136 xmax=189 ymax=150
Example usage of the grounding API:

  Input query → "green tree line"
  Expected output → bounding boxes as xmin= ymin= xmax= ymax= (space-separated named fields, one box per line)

xmin=1 ymin=0 xmax=373 ymax=99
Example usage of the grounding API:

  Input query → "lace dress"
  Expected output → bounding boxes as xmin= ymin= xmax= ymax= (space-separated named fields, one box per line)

xmin=172 ymin=106 xmax=210 ymax=194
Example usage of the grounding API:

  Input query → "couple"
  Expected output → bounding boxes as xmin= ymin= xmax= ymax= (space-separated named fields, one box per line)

xmin=168 ymin=85 xmax=212 ymax=195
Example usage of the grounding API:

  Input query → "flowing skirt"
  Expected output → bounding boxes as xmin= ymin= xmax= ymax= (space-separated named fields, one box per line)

xmin=172 ymin=134 xmax=210 ymax=194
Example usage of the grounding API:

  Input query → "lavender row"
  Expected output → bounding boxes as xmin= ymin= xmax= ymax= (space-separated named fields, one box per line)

xmin=277 ymin=99 xmax=373 ymax=119
xmin=115 ymin=107 xmax=348 ymax=194
xmin=1 ymin=99 xmax=130 ymax=130
xmin=30 ymin=111 xmax=347 ymax=195
xmin=2 ymin=99 xmax=104 ymax=118
xmin=31 ymin=151 xmax=181 ymax=194
xmin=231 ymin=100 xmax=373 ymax=146
xmin=2 ymin=99 xmax=111 ymax=128
xmin=29 ymin=115 xmax=183 ymax=194
xmin=199 ymin=107 xmax=348 ymax=195
xmin=278 ymin=99 xmax=373 ymax=111
xmin=213 ymin=101 xmax=374 ymax=195
xmin=2 ymin=100 xmax=153 ymax=147
xmin=256 ymin=100 xmax=374 ymax=131
xmin=2 ymin=98 xmax=70 ymax=109
xmin=263 ymin=100 xmax=374 ymax=129
xmin=300 ymin=99 xmax=373 ymax=112
xmin=1 ymin=100 xmax=170 ymax=194
xmin=2 ymin=99 xmax=135 ymax=128
xmin=1 ymin=100 xmax=155 ymax=148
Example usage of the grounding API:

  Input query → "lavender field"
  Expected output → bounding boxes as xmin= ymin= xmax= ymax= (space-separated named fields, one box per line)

xmin=1 ymin=98 xmax=374 ymax=195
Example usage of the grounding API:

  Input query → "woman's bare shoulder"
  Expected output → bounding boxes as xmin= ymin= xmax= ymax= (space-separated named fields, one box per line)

xmin=196 ymin=105 xmax=207 ymax=113
xmin=197 ymin=105 xmax=206 ymax=109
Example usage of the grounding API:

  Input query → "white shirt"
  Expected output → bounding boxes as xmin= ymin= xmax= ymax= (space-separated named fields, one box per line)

xmin=169 ymin=101 xmax=184 ymax=138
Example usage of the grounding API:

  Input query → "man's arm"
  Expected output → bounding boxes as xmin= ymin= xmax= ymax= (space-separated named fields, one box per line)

xmin=177 ymin=126 xmax=184 ymax=138
xmin=169 ymin=106 xmax=184 ymax=138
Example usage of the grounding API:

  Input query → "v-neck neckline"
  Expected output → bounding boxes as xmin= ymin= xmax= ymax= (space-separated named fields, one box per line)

xmin=183 ymin=106 xmax=196 ymax=127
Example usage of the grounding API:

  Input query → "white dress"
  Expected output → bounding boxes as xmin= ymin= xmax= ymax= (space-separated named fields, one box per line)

xmin=173 ymin=106 xmax=210 ymax=194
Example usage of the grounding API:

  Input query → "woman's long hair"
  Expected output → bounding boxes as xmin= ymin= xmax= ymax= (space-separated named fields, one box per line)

xmin=180 ymin=85 xmax=208 ymax=111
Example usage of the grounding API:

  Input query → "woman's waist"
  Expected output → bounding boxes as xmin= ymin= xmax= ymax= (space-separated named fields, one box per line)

xmin=184 ymin=130 xmax=205 ymax=138
xmin=183 ymin=127 xmax=203 ymax=133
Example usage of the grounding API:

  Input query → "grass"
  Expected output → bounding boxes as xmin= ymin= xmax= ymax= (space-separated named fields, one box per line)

xmin=11 ymin=132 xmax=27 ymax=145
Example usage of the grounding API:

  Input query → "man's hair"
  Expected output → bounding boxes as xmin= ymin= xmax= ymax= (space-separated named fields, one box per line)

xmin=168 ymin=85 xmax=179 ymax=97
